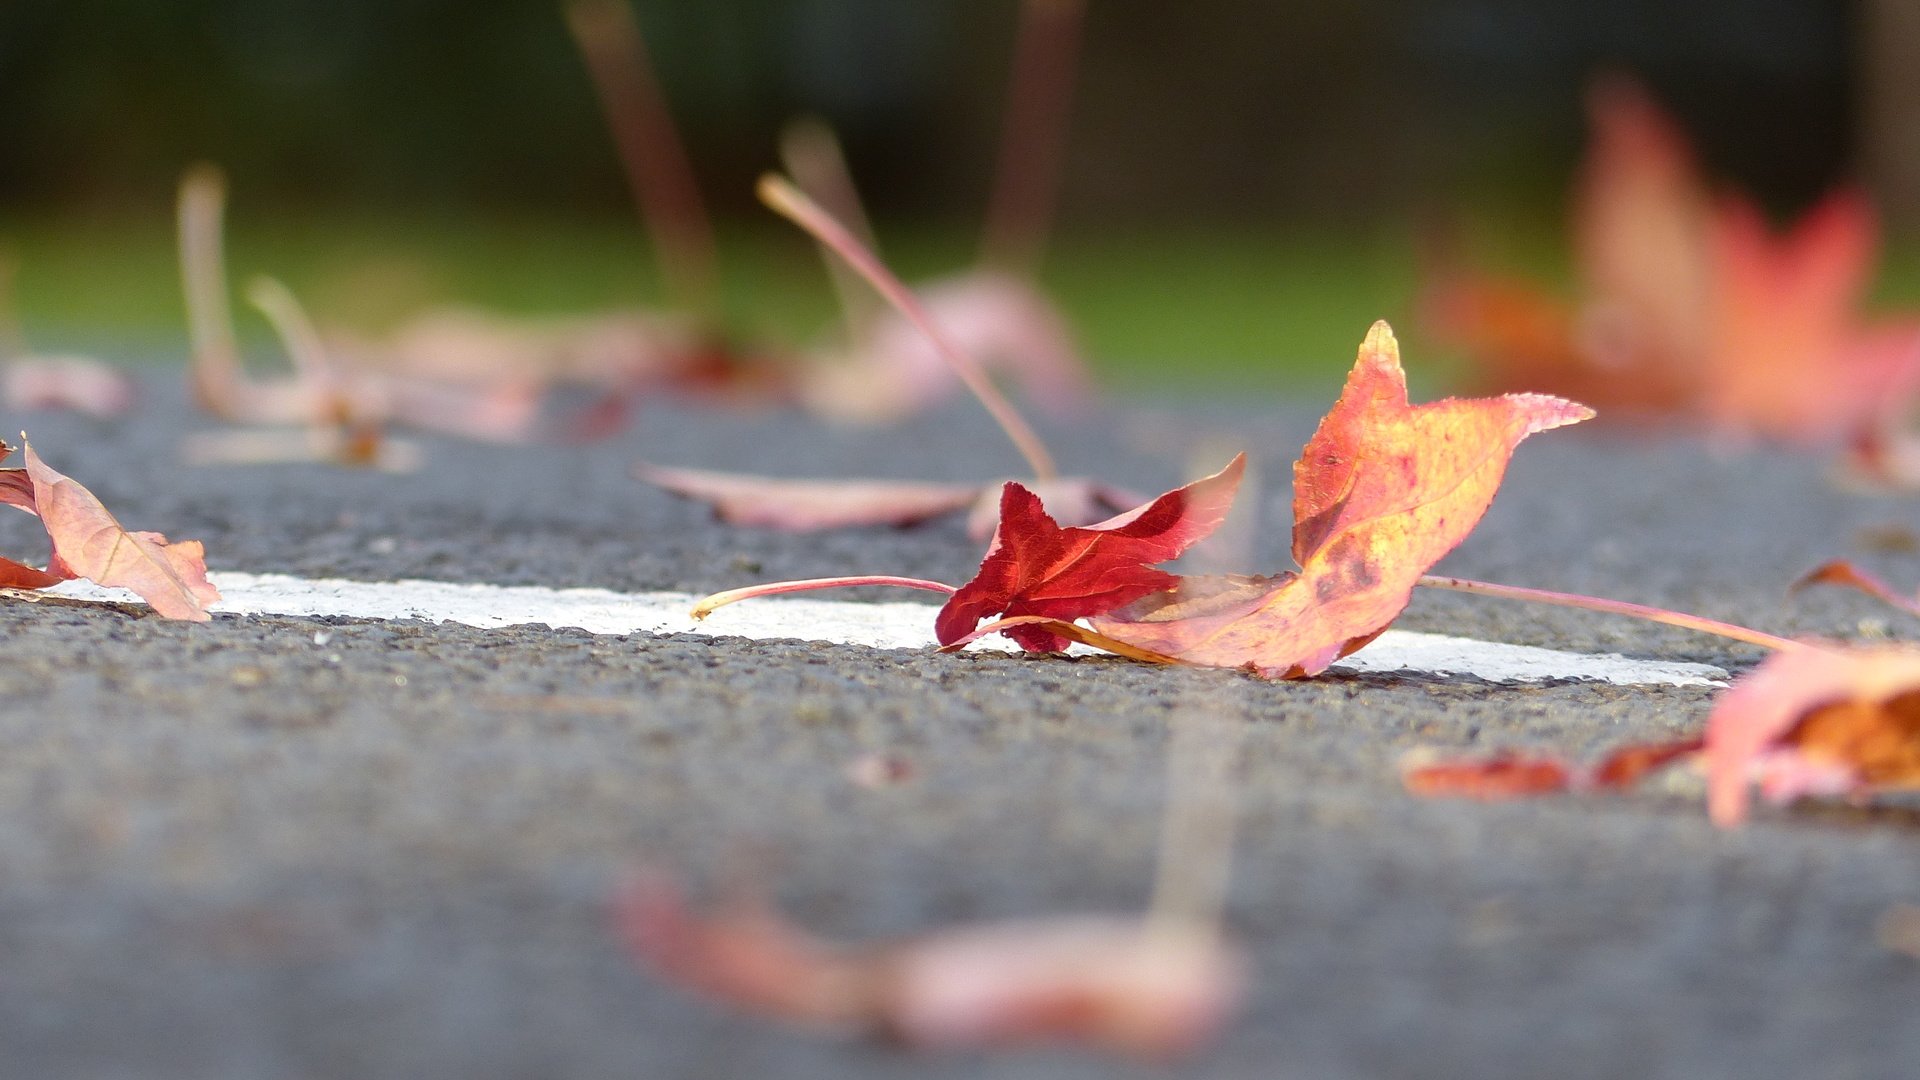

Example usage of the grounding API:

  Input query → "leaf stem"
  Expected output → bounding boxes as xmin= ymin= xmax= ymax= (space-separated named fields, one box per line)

xmin=691 ymin=575 xmax=957 ymax=620
xmin=757 ymin=174 xmax=1059 ymax=481
xmin=177 ymin=165 xmax=243 ymax=418
xmin=778 ymin=118 xmax=884 ymax=341
xmin=1416 ymin=575 xmax=1806 ymax=653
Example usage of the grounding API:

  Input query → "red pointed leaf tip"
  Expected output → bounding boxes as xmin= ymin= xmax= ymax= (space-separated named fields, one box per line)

xmin=1706 ymin=644 xmax=1920 ymax=826
xmin=935 ymin=454 xmax=1246 ymax=651
xmin=1087 ymin=321 xmax=1592 ymax=678
xmin=21 ymin=439 xmax=220 ymax=621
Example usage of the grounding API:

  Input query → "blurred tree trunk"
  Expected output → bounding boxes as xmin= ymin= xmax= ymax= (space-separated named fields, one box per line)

xmin=1864 ymin=0 xmax=1920 ymax=234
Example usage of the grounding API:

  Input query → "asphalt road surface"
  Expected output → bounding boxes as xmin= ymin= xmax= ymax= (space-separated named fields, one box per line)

xmin=2 ymin=378 xmax=1918 ymax=1080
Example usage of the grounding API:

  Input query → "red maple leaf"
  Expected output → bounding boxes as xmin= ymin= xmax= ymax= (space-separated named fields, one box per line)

xmin=933 ymin=454 xmax=1245 ymax=652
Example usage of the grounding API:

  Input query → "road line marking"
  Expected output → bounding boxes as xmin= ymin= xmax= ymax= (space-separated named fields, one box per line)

xmin=48 ymin=571 xmax=1728 ymax=688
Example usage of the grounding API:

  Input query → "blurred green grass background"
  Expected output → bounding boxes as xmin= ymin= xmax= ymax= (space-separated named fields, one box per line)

xmin=1 ymin=2 xmax=1879 ymax=404
xmin=0 ymin=211 xmax=1431 ymax=397
xmin=15 ymin=199 xmax=1920 ymax=401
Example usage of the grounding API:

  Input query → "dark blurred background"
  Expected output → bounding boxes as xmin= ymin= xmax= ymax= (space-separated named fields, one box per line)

xmin=0 ymin=0 xmax=1896 ymax=384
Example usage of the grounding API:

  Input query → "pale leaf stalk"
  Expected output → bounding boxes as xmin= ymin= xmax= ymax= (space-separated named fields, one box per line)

xmin=1417 ymin=575 xmax=1808 ymax=653
xmin=177 ymin=165 xmax=244 ymax=417
xmin=691 ymin=574 xmax=956 ymax=620
xmin=245 ymin=277 xmax=343 ymax=422
xmin=757 ymin=175 xmax=1060 ymax=481
xmin=778 ymin=118 xmax=884 ymax=340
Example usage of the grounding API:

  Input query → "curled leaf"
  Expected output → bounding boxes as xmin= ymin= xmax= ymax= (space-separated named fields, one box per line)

xmin=20 ymin=440 xmax=219 ymax=620
xmin=935 ymin=454 xmax=1244 ymax=651
xmin=638 ymin=461 xmax=1144 ymax=540
xmin=636 ymin=463 xmax=981 ymax=531
xmin=1705 ymin=644 xmax=1920 ymax=826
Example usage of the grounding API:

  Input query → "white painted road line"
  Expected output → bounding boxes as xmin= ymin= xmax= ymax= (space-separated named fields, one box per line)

xmin=48 ymin=571 xmax=1730 ymax=688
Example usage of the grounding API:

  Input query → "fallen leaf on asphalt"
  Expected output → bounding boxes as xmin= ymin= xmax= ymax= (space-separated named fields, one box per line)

xmin=0 ymin=438 xmax=220 ymax=620
xmin=956 ymin=322 xmax=1592 ymax=677
xmin=1705 ymin=644 xmax=1920 ymax=826
xmin=0 ymin=552 xmax=63 ymax=590
xmin=614 ymin=874 xmax=1241 ymax=1059
xmin=1402 ymin=738 xmax=1702 ymax=800
xmin=635 ymin=463 xmax=981 ymax=530
xmin=845 ymin=752 xmax=917 ymax=789
xmin=1402 ymin=752 xmax=1576 ymax=800
xmin=639 ymin=461 xmax=1145 ymax=540
xmin=934 ymin=454 xmax=1244 ymax=651
xmin=178 ymin=167 xmax=602 ymax=456
xmin=1403 ymin=643 xmax=1920 ymax=826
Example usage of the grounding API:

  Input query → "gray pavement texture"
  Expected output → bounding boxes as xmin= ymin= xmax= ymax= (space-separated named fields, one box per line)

xmin=2 ymin=379 xmax=1919 ymax=1080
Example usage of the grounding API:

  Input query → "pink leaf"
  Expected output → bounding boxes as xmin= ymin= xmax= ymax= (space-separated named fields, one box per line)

xmin=24 ymin=441 xmax=220 ymax=621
